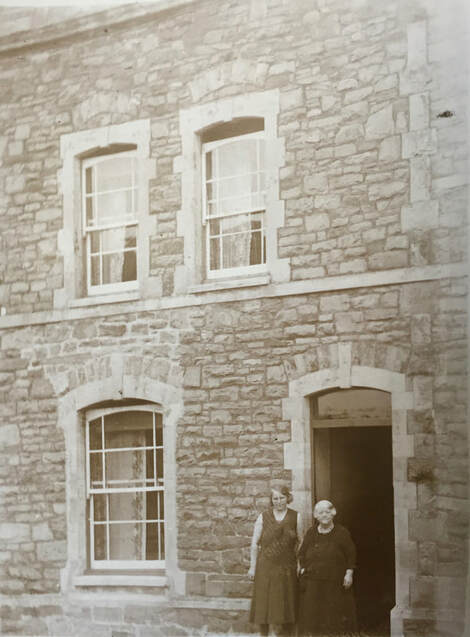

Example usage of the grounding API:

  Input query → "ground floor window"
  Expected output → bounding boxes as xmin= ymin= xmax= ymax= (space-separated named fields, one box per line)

xmin=85 ymin=405 xmax=164 ymax=569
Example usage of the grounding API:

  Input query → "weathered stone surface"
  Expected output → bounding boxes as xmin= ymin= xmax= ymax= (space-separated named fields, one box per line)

xmin=0 ymin=424 xmax=19 ymax=448
xmin=0 ymin=2 xmax=467 ymax=637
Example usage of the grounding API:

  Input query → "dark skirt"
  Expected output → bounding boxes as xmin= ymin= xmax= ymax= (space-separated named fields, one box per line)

xmin=298 ymin=578 xmax=357 ymax=636
xmin=250 ymin=555 xmax=297 ymax=625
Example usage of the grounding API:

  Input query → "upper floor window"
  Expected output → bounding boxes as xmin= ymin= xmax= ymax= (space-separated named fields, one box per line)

xmin=202 ymin=121 xmax=266 ymax=278
xmin=177 ymin=90 xmax=290 ymax=293
xmin=86 ymin=405 xmax=164 ymax=570
xmin=83 ymin=152 xmax=139 ymax=295
xmin=57 ymin=119 xmax=156 ymax=309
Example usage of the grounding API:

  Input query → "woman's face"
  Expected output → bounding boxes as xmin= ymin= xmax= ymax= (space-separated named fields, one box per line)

xmin=271 ymin=490 xmax=288 ymax=512
xmin=315 ymin=505 xmax=334 ymax=526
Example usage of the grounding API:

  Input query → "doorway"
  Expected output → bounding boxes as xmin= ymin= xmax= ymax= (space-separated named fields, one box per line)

xmin=312 ymin=389 xmax=396 ymax=636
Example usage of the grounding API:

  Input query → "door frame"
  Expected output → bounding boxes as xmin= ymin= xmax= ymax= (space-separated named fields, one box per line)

xmin=281 ymin=357 xmax=416 ymax=637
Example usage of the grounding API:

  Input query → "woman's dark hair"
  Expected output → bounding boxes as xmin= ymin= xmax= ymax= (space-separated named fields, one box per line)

xmin=270 ymin=485 xmax=293 ymax=504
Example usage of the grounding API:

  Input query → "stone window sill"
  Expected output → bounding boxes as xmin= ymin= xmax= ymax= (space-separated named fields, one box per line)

xmin=73 ymin=574 xmax=167 ymax=587
xmin=189 ymin=274 xmax=270 ymax=294
xmin=68 ymin=290 xmax=140 ymax=308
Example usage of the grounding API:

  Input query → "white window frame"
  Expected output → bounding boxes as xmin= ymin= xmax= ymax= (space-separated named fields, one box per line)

xmin=82 ymin=152 xmax=139 ymax=296
xmin=176 ymin=90 xmax=289 ymax=293
xmin=85 ymin=404 xmax=165 ymax=571
xmin=56 ymin=120 xmax=157 ymax=309
xmin=202 ymin=131 xmax=267 ymax=279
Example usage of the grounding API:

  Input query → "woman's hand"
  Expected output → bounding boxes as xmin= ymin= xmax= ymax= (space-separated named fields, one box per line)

xmin=248 ymin=566 xmax=256 ymax=580
xmin=343 ymin=569 xmax=353 ymax=589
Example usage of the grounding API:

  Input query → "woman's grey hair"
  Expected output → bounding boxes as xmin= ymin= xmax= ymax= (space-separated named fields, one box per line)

xmin=313 ymin=499 xmax=336 ymax=519
xmin=270 ymin=485 xmax=293 ymax=504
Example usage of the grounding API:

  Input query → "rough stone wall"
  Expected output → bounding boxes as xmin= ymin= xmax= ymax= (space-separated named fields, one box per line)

xmin=0 ymin=0 xmax=464 ymax=313
xmin=0 ymin=0 xmax=468 ymax=636
xmin=0 ymin=276 xmax=468 ymax=635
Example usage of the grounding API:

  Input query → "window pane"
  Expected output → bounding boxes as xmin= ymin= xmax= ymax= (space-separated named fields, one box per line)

xmin=93 ymin=493 xmax=107 ymax=522
xmin=109 ymin=491 xmax=146 ymax=521
xmin=86 ymin=196 xmax=94 ymax=226
xmin=101 ymin=226 xmax=136 ymax=252
xmin=90 ymin=232 xmax=100 ymax=254
xmin=208 ymin=212 xmax=265 ymax=270
xmin=103 ymin=411 xmax=153 ymax=449
xmin=101 ymin=250 xmax=136 ymax=284
xmin=103 ymin=449 xmax=145 ymax=489
xmin=250 ymin=230 xmax=263 ymax=265
xmin=93 ymin=523 xmax=106 ymax=560
xmin=316 ymin=388 xmax=392 ymax=419
xmin=89 ymin=418 xmax=102 ymax=450
xmin=87 ymin=408 xmax=165 ymax=565
xmin=90 ymin=255 xmax=101 ymax=286
xmin=85 ymin=166 xmax=94 ymax=195
xmin=96 ymin=189 xmax=134 ymax=225
xmin=109 ymin=522 xmax=145 ymax=560
xmin=156 ymin=448 xmax=164 ymax=482
xmin=205 ymin=138 xmax=265 ymax=218
xmin=222 ymin=234 xmax=252 ymax=269
xmin=210 ymin=237 xmax=220 ymax=271
xmin=146 ymin=523 xmax=159 ymax=560
xmin=217 ymin=138 xmax=258 ymax=178
xmin=90 ymin=452 xmax=103 ymax=489
xmin=155 ymin=418 xmax=163 ymax=446
xmin=96 ymin=156 xmax=134 ymax=192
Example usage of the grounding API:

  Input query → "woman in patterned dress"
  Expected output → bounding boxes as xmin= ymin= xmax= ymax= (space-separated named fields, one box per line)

xmin=248 ymin=485 xmax=301 ymax=636
xmin=298 ymin=500 xmax=357 ymax=636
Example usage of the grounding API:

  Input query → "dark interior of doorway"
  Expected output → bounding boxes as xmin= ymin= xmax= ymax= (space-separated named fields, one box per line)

xmin=314 ymin=426 xmax=395 ymax=636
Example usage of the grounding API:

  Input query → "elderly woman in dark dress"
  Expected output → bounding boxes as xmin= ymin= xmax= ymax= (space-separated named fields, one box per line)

xmin=298 ymin=500 xmax=357 ymax=636
xmin=248 ymin=485 xmax=301 ymax=636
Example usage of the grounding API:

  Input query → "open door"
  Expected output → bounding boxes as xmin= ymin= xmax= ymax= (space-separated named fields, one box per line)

xmin=312 ymin=389 xmax=395 ymax=636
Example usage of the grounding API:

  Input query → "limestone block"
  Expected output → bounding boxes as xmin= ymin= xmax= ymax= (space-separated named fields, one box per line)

xmin=402 ymin=129 xmax=437 ymax=158
xmin=8 ymin=141 xmax=23 ymax=156
xmin=30 ymin=377 xmax=54 ymax=399
xmin=5 ymin=175 xmax=26 ymax=194
xmin=304 ymin=173 xmax=328 ymax=193
xmin=413 ymin=376 xmax=433 ymax=410
xmin=368 ymin=250 xmax=408 ymax=270
xmin=339 ymin=259 xmax=367 ymax=274
xmin=334 ymin=123 xmax=364 ymax=144
xmin=365 ymin=105 xmax=394 ymax=139
xmin=411 ymin=315 xmax=431 ymax=345
xmin=368 ymin=180 xmax=406 ymax=201
xmin=32 ymin=523 xmax=53 ymax=541
xmin=15 ymin=124 xmax=30 ymax=140
xmin=305 ymin=212 xmax=329 ymax=232
xmin=0 ymin=523 xmax=30 ymax=541
xmin=37 ymin=540 xmax=67 ymax=562
xmin=337 ymin=78 xmax=358 ymax=91
xmin=0 ymin=424 xmax=19 ymax=448
xmin=409 ymin=93 xmax=430 ymax=130
xmin=379 ymin=135 xmax=401 ymax=161
xmin=280 ymin=88 xmax=303 ymax=111
xmin=401 ymin=200 xmax=438 ymax=230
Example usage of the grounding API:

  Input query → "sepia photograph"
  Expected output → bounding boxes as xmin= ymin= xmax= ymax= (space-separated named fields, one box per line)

xmin=0 ymin=0 xmax=468 ymax=636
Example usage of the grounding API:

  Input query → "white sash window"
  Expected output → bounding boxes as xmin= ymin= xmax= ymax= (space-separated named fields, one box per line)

xmin=82 ymin=153 xmax=139 ymax=295
xmin=202 ymin=131 xmax=266 ymax=278
xmin=85 ymin=406 xmax=164 ymax=570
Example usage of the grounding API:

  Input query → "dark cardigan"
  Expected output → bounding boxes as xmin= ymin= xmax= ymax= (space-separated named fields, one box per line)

xmin=298 ymin=523 xmax=356 ymax=581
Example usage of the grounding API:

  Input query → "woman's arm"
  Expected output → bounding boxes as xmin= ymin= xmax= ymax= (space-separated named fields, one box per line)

xmin=298 ymin=526 xmax=313 ymax=570
xmin=296 ymin=511 xmax=303 ymax=548
xmin=339 ymin=526 xmax=356 ymax=588
xmin=248 ymin=513 xmax=263 ymax=579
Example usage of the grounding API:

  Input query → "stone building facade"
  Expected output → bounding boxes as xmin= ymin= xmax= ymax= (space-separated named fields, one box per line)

xmin=0 ymin=1 xmax=468 ymax=636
